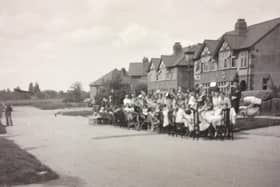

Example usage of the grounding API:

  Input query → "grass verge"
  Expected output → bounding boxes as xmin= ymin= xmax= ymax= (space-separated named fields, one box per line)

xmin=3 ymin=99 xmax=87 ymax=110
xmin=0 ymin=137 xmax=58 ymax=186
xmin=235 ymin=118 xmax=280 ymax=131
xmin=60 ymin=110 xmax=93 ymax=117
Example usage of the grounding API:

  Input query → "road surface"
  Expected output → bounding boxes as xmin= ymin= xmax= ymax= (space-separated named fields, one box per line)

xmin=5 ymin=107 xmax=280 ymax=187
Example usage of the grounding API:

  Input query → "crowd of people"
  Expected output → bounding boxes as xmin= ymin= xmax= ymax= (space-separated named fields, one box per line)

xmin=92 ymin=81 xmax=244 ymax=138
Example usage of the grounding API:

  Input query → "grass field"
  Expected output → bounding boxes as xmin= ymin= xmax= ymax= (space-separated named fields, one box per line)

xmin=0 ymin=137 xmax=58 ymax=185
xmin=2 ymin=99 xmax=87 ymax=110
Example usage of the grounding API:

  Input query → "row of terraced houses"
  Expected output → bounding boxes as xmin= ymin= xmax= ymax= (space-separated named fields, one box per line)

xmin=90 ymin=17 xmax=280 ymax=101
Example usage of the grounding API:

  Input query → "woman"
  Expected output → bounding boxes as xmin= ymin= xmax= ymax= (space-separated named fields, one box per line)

xmin=211 ymin=90 xmax=224 ymax=130
xmin=198 ymin=94 xmax=213 ymax=131
xmin=162 ymin=104 xmax=170 ymax=128
xmin=175 ymin=104 xmax=193 ymax=131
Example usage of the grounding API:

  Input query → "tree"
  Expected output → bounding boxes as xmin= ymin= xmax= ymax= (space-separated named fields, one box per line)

xmin=33 ymin=82 xmax=41 ymax=94
xmin=28 ymin=82 xmax=34 ymax=93
xmin=64 ymin=82 xmax=84 ymax=102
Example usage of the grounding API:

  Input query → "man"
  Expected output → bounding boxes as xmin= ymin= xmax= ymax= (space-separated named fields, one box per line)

xmin=0 ymin=103 xmax=5 ymax=125
xmin=230 ymin=81 xmax=241 ymax=114
xmin=5 ymin=104 xmax=13 ymax=126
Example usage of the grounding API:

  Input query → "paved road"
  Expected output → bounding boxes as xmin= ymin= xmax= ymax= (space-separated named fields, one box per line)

xmin=5 ymin=107 xmax=280 ymax=187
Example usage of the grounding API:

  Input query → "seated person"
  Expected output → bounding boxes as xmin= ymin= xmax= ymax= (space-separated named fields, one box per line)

xmin=175 ymin=104 xmax=193 ymax=131
xmin=146 ymin=108 xmax=160 ymax=131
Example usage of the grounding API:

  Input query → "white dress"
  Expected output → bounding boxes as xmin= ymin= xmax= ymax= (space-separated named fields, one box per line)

xmin=162 ymin=107 xmax=169 ymax=127
xmin=210 ymin=96 xmax=223 ymax=128
xmin=199 ymin=96 xmax=223 ymax=130
xmin=175 ymin=108 xmax=193 ymax=130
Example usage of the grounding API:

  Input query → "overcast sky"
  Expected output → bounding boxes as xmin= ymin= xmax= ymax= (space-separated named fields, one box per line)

xmin=0 ymin=0 xmax=279 ymax=91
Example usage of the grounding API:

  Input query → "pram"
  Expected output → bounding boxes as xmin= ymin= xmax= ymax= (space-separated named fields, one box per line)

xmin=240 ymin=96 xmax=262 ymax=118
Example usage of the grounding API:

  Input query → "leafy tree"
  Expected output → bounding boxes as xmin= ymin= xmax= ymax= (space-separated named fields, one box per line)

xmin=33 ymin=82 xmax=41 ymax=94
xmin=28 ymin=82 xmax=34 ymax=93
xmin=64 ymin=82 xmax=85 ymax=102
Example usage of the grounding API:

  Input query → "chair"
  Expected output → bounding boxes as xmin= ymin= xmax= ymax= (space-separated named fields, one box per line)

xmin=223 ymin=108 xmax=234 ymax=140
xmin=191 ymin=108 xmax=200 ymax=140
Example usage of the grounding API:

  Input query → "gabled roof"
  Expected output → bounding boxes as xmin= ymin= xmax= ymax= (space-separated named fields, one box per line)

xmin=161 ymin=43 xmax=202 ymax=68
xmin=128 ymin=62 xmax=146 ymax=76
xmin=183 ymin=44 xmax=203 ymax=54
xmin=148 ymin=58 xmax=161 ymax=71
xmin=194 ymin=40 xmax=219 ymax=60
xmin=90 ymin=68 xmax=130 ymax=86
xmin=160 ymin=55 xmax=180 ymax=68
xmin=90 ymin=69 xmax=118 ymax=86
xmin=205 ymin=40 xmax=219 ymax=53
xmin=143 ymin=61 xmax=151 ymax=73
xmin=193 ymin=43 xmax=204 ymax=58
xmin=215 ymin=17 xmax=280 ymax=55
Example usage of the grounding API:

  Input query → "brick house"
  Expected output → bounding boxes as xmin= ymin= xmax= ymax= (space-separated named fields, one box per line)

xmin=148 ymin=42 xmax=201 ymax=92
xmin=194 ymin=17 xmax=280 ymax=92
xmin=89 ymin=68 xmax=130 ymax=103
xmin=194 ymin=39 xmax=220 ymax=88
xmin=128 ymin=57 xmax=150 ymax=92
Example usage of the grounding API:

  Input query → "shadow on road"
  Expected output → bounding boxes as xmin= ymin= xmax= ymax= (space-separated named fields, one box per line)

xmin=41 ymin=175 xmax=86 ymax=187
xmin=92 ymin=132 xmax=159 ymax=140
xmin=23 ymin=145 xmax=48 ymax=151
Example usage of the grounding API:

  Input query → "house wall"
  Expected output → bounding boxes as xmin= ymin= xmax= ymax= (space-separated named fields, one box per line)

xmin=177 ymin=67 xmax=194 ymax=90
xmin=148 ymin=68 xmax=178 ymax=92
xmin=130 ymin=76 xmax=147 ymax=92
xmin=148 ymin=70 xmax=157 ymax=82
xmin=90 ymin=86 xmax=97 ymax=101
xmin=252 ymin=24 xmax=280 ymax=90
xmin=148 ymin=80 xmax=178 ymax=92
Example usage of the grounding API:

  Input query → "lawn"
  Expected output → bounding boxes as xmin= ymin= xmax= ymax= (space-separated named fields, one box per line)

xmin=59 ymin=110 xmax=93 ymax=117
xmin=3 ymin=99 xmax=87 ymax=110
xmin=0 ymin=137 xmax=58 ymax=186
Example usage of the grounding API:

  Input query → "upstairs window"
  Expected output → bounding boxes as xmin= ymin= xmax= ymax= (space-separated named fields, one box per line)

xmin=231 ymin=59 xmax=236 ymax=68
xmin=240 ymin=51 xmax=248 ymax=68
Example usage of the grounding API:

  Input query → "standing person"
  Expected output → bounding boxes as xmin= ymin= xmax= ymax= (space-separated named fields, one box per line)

xmin=230 ymin=81 xmax=241 ymax=114
xmin=5 ymin=104 xmax=13 ymax=126
xmin=0 ymin=103 xmax=5 ymax=125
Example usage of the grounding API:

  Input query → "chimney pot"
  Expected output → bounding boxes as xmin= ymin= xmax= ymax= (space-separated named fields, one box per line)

xmin=173 ymin=42 xmax=183 ymax=55
xmin=235 ymin=18 xmax=247 ymax=35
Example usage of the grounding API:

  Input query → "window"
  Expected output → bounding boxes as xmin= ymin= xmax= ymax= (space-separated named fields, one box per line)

xmin=219 ymin=51 xmax=231 ymax=69
xmin=262 ymin=78 xmax=268 ymax=90
xmin=224 ymin=59 xmax=227 ymax=68
xmin=231 ymin=59 xmax=236 ymax=68
xmin=201 ymin=63 xmax=204 ymax=72
xmin=194 ymin=61 xmax=201 ymax=74
xmin=240 ymin=51 xmax=248 ymax=68
xmin=204 ymin=62 xmax=208 ymax=72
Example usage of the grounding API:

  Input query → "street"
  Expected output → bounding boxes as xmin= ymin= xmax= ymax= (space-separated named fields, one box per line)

xmin=6 ymin=107 xmax=280 ymax=187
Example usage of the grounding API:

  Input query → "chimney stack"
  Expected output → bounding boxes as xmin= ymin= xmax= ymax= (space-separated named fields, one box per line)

xmin=173 ymin=42 xmax=183 ymax=55
xmin=235 ymin=18 xmax=247 ymax=35
xmin=142 ymin=57 xmax=149 ymax=73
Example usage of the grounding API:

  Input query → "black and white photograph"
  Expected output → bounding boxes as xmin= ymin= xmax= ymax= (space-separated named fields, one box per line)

xmin=0 ymin=0 xmax=280 ymax=186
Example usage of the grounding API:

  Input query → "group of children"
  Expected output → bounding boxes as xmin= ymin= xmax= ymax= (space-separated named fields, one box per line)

xmin=93 ymin=82 xmax=241 ymax=138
